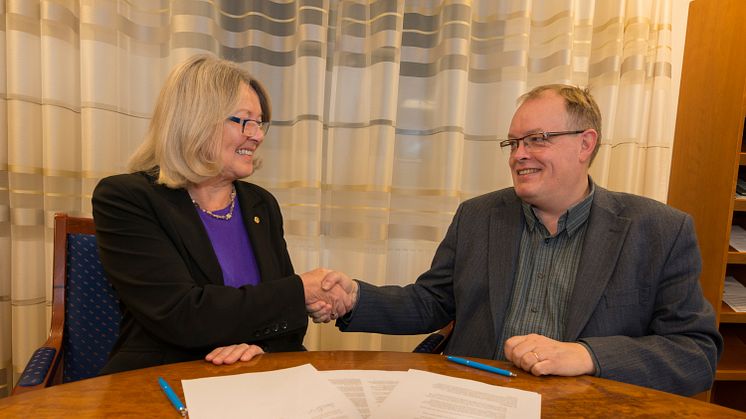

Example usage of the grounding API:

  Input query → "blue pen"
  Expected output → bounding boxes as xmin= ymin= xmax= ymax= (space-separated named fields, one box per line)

xmin=446 ymin=355 xmax=517 ymax=377
xmin=158 ymin=376 xmax=188 ymax=417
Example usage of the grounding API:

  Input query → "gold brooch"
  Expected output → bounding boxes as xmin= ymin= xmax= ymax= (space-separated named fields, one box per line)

xmin=254 ymin=216 xmax=260 ymax=224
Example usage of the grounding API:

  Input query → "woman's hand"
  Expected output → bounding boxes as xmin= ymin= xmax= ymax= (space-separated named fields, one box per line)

xmin=205 ymin=343 xmax=264 ymax=365
xmin=301 ymin=268 xmax=358 ymax=323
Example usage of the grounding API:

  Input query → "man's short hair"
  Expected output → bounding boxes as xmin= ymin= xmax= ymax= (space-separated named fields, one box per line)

xmin=128 ymin=54 xmax=271 ymax=188
xmin=518 ymin=84 xmax=602 ymax=164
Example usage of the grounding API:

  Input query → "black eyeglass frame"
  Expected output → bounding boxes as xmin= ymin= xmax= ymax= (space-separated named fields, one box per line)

xmin=499 ymin=130 xmax=586 ymax=150
xmin=226 ymin=116 xmax=271 ymax=137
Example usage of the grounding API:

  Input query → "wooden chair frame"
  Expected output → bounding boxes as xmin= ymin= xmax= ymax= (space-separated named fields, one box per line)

xmin=12 ymin=214 xmax=96 ymax=396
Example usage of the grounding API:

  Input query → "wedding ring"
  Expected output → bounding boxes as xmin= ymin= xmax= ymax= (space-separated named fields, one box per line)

xmin=532 ymin=351 xmax=541 ymax=362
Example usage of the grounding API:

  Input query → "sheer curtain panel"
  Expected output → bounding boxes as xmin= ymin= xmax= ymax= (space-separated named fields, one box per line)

xmin=0 ymin=0 xmax=677 ymax=396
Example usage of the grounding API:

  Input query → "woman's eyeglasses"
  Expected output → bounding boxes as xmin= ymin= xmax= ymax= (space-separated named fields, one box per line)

xmin=227 ymin=116 xmax=270 ymax=137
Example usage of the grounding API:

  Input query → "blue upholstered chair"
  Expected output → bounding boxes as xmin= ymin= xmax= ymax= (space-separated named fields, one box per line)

xmin=12 ymin=214 xmax=121 ymax=395
xmin=412 ymin=321 xmax=454 ymax=354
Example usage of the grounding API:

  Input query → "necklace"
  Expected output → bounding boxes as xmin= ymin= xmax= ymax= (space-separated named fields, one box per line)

xmin=192 ymin=187 xmax=236 ymax=220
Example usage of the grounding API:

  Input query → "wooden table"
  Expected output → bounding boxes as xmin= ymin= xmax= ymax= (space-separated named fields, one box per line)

xmin=1 ymin=351 xmax=744 ymax=417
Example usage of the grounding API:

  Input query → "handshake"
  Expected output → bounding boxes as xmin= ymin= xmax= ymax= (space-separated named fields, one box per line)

xmin=300 ymin=268 xmax=359 ymax=323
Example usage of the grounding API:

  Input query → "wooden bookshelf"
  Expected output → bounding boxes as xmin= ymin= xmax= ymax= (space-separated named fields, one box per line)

xmin=667 ymin=0 xmax=746 ymax=411
xmin=715 ymin=325 xmax=746 ymax=381
xmin=720 ymin=303 xmax=746 ymax=324
xmin=728 ymin=252 xmax=746 ymax=265
xmin=735 ymin=199 xmax=746 ymax=212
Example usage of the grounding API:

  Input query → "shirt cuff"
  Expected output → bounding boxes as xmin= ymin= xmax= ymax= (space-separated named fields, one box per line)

xmin=335 ymin=279 xmax=361 ymax=327
xmin=577 ymin=340 xmax=601 ymax=377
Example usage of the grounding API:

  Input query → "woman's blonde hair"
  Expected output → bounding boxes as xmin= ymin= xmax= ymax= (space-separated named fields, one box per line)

xmin=128 ymin=54 xmax=271 ymax=188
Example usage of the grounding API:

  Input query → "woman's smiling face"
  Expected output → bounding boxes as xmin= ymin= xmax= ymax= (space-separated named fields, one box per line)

xmin=219 ymin=82 xmax=265 ymax=181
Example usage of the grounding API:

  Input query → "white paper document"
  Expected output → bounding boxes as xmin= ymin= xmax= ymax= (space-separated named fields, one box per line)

xmin=370 ymin=369 xmax=540 ymax=419
xmin=182 ymin=364 xmax=360 ymax=419
xmin=724 ymin=276 xmax=746 ymax=312
xmin=320 ymin=370 xmax=407 ymax=418
xmin=182 ymin=365 xmax=540 ymax=419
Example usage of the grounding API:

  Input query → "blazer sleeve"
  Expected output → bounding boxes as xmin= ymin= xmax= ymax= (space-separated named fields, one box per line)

xmin=92 ymin=175 xmax=307 ymax=350
xmin=579 ymin=214 xmax=722 ymax=396
xmin=340 ymin=204 xmax=463 ymax=334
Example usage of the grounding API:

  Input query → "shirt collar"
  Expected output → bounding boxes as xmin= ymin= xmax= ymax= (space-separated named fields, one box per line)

xmin=522 ymin=177 xmax=596 ymax=237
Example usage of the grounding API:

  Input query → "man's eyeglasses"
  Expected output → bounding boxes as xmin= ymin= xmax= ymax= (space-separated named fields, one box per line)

xmin=227 ymin=116 xmax=270 ymax=137
xmin=499 ymin=130 xmax=586 ymax=152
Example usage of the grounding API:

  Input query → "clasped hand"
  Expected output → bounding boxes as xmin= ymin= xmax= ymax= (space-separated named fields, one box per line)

xmin=300 ymin=268 xmax=358 ymax=323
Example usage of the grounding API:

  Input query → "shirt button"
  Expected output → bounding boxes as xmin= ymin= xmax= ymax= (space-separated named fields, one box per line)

xmin=537 ymin=273 xmax=545 ymax=279
xmin=530 ymin=307 xmax=539 ymax=313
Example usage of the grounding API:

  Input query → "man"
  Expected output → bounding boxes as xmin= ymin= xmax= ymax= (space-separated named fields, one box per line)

xmin=310 ymin=84 xmax=722 ymax=396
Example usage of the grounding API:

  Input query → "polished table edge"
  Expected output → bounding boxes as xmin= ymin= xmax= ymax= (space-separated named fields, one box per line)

xmin=2 ymin=351 xmax=744 ymax=418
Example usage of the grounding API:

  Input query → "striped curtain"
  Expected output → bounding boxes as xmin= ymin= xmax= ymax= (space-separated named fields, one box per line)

xmin=0 ymin=0 xmax=675 ymax=395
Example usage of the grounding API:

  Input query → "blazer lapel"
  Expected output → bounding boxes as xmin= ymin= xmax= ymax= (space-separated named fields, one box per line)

xmin=235 ymin=182 xmax=280 ymax=282
xmin=488 ymin=191 xmax=524 ymax=355
xmin=564 ymin=188 xmax=630 ymax=340
xmin=158 ymin=183 xmax=224 ymax=285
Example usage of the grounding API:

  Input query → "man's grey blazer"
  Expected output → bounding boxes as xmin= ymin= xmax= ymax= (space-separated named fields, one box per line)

xmin=340 ymin=186 xmax=722 ymax=396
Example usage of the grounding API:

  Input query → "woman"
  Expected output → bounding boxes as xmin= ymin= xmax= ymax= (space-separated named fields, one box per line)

xmin=92 ymin=54 xmax=343 ymax=375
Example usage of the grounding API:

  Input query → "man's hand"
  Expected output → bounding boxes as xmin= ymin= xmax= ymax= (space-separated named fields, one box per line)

xmin=503 ymin=333 xmax=595 ymax=377
xmin=300 ymin=268 xmax=358 ymax=323
xmin=205 ymin=343 xmax=264 ymax=365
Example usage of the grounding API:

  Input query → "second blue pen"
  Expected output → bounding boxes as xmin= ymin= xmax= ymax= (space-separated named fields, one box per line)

xmin=446 ymin=355 xmax=517 ymax=377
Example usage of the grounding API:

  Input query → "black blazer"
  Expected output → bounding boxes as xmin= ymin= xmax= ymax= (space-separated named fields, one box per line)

xmin=92 ymin=172 xmax=307 ymax=375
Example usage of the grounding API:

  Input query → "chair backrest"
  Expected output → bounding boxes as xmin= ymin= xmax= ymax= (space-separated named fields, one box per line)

xmin=412 ymin=321 xmax=454 ymax=354
xmin=56 ymin=214 xmax=121 ymax=382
